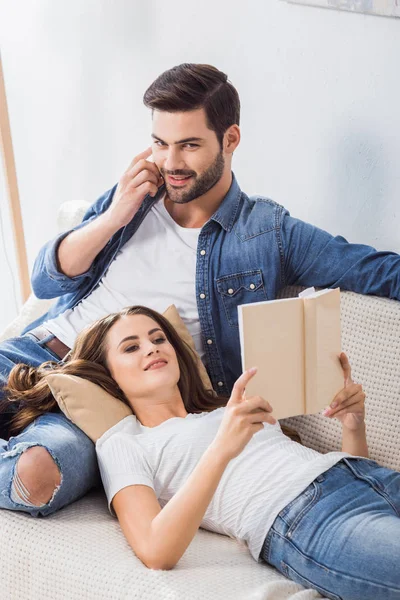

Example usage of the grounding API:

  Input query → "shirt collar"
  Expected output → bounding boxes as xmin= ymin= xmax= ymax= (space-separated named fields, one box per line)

xmin=149 ymin=171 xmax=242 ymax=233
xmin=210 ymin=171 xmax=242 ymax=232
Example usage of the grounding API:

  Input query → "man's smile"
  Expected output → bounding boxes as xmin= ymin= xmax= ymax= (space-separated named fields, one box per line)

xmin=167 ymin=175 xmax=193 ymax=186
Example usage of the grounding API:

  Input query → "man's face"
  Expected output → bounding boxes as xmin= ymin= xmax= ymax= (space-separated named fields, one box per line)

xmin=151 ymin=108 xmax=225 ymax=204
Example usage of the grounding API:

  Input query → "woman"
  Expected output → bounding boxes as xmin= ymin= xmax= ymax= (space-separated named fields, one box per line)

xmin=4 ymin=305 xmax=400 ymax=600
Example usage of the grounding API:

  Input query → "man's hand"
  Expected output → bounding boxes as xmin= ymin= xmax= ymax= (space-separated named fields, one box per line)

xmin=106 ymin=147 xmax=164 ymax=230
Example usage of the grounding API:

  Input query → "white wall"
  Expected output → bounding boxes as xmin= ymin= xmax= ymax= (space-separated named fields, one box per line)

xmin=0 ymin=0 xmax=399 ymax=307
xmin=0 ymin=158 xmax=21 ymax=330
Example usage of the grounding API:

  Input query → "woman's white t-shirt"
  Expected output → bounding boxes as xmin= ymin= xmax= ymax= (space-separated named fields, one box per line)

xmin=96 ymin=409 xmax=354 ymax=562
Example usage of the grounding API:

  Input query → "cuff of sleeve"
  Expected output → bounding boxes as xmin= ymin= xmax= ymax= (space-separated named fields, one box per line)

xmin=106 ymin=478 xmax=155 ymax=517
xmin=44 ymin=229 xmax=95 ymax=284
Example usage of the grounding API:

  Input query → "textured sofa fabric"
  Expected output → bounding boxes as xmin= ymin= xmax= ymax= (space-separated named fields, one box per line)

xmin=0 ymin=201 xmax=399 ymax=600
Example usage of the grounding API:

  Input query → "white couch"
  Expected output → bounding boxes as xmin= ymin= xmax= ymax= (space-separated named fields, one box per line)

xmin=1 ymin=201 xmax=399 ymax=600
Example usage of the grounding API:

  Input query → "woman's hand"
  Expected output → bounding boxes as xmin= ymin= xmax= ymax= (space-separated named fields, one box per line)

xmin=323 ymin=352 xmax=366 ymax=431
xmin=212 ymin=367 xmax=276 ymax=462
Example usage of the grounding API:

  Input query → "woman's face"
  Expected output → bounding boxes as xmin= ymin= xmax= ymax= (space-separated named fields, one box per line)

xmin=105 ymin=314 xmax=180 ymax=401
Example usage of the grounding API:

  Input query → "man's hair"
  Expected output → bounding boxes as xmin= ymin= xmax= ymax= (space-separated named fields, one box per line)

xmin=143 ymin=63 xmax=240 ymax=148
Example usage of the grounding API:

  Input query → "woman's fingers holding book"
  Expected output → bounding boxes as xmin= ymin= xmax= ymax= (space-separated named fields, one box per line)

xmin=326 ymin=395 xmax=366 ymax=431
xmin=323 ymin=383 xmax=365 ymax=423
xmin=229 ymin=367 xmax=258 ymax=405
xmin=323 ymin=382 xmax=363 ymax=413
xmin=214 ymin=388 xmax=275 ymax=461
xmin=331 ymin=382 xmax=364 ymax=409
xmin=339 ymin=352 xmax=353 ymax=386
xmin=246 ymin=409 xmax=276 ymax=426
xmin=241 ymin=395 xmax=274 ymax=418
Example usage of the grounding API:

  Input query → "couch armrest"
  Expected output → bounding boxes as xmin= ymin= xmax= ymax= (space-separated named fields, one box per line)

xmin=0 ymin=200 xmax=90 ymax=342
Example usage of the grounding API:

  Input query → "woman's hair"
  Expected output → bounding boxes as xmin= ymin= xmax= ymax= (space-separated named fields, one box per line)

xmin=1 ymin=305 xmax=301 ymax=444
xmin=143 ymin=63 xmax=240 ymax=149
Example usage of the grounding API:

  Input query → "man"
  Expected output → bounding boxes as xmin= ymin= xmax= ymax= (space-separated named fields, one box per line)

xmin=0 ymin=63 xmax=399 ymax=516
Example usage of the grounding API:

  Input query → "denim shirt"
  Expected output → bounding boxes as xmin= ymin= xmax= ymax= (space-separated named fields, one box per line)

xmin=26 ymin=173 xmax=400 ymax=396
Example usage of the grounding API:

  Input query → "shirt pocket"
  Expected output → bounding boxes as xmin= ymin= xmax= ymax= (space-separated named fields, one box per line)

xmin=216 ymin=270 xmax=267 ymax=327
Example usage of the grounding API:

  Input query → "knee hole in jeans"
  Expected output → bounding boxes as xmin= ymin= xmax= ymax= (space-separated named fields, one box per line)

xmin=13 ymin=446 xmax=62 ymax=507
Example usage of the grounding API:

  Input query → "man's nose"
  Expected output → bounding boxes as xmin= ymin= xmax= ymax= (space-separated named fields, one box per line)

xmin=164 ymin=147 xmax=185 ymax=172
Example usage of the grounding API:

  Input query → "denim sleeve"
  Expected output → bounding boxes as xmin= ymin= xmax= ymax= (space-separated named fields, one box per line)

xmin=281 ymin=210 xmax=400 ymax=300
xmin=31 ymin=184 xmax=117 ymax=300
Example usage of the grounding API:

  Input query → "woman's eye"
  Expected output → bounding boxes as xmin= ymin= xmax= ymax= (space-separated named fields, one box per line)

xmin=125 ymin=345 xmax=138 ymax=353
xmin=124 ymin=338 xmax=165 ymax=352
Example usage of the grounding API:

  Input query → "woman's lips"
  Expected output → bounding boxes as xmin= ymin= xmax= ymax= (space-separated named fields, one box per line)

xmin=167 ymin=175 xmax=192 ymax=186
xmin=147 ymin=361 xmax=167 ymax=370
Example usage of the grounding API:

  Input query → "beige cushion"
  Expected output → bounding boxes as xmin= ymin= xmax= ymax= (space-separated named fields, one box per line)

xmin=46 ymin=373 xmax=132 ymax=442
xmin=46 ymin=304 xmax=212 ymax=442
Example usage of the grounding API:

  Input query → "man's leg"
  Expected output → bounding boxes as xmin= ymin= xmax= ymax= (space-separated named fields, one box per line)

xmin=0 ymin=412 xmax=100 ymax=515
xmin=0 ymin=334 xmax=100 ymax=515
xmin=11 ymin=445 xmax=61 ymax=507
xmin=0 ymin=333 xmax=64 ymax=438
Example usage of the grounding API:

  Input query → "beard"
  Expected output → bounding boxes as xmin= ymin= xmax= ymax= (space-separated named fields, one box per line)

xmin=161 ymin=151 xmax=225 ymax=204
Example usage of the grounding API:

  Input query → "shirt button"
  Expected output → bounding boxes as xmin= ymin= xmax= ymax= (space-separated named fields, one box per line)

xmin=228 ymin=288 xmax=234 ymax=295
xmin=200 ymin=249 xmax=206 ymax=256
xmin=200 ymin=293 xmax=206 ymax=299
xmin=207 ymin=339 xmax=213 ymax=345
xmin=217 ymin=381 xmax=224 ymax=387
xmin=249 ymin=283 xmax=255 ymax=290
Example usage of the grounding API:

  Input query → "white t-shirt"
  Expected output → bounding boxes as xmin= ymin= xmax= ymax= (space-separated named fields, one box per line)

xmin=43 ymin=194 xmax=206 ymax=360
xmin=96 ymin=409 xmax=354 ymax=562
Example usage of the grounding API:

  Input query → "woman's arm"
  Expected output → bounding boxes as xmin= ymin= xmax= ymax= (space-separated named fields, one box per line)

xmin=113 ymin=442 xmax=230 ymax=571
xmin=111 ymin=368 xmax=275 ymax=570
xmin=341 ymin=423 xmax=368 ymax=457
xmin=323 ymin=353 xmax=369 ymax=458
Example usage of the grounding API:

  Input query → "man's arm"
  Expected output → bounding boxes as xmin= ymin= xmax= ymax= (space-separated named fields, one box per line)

xmin=57 ymin=148 xmax=163 ymax=278
xmin=57 ymin=210 xmax=122 ymax=278
xmin=31 ymin=148 xmax=164 ymax=300
xmin=31 ymin=184 xmax=118 ymax=299
xmin=281 ymin=211 xmax=400 ymax=300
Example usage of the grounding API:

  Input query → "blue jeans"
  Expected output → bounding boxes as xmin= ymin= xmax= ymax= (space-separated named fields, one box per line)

xmin=261 ymin=457 xmax=400 ymax=600
xmin=0 ymin=334 xmax=100 ymax=516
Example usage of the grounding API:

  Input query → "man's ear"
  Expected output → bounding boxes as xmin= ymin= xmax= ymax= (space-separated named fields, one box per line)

xmin=224 ymin=125 xmax=240 ymax=155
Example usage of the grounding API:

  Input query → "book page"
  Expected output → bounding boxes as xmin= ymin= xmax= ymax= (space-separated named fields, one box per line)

xmin=238 ymin=298 xmax=304 ymax=420
xmin=303 ymin=288 xmax=343 ymax=414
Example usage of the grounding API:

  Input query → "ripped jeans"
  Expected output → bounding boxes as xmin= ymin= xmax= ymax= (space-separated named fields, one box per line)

xmin=0 ymin=333 xmax=100 ymax=516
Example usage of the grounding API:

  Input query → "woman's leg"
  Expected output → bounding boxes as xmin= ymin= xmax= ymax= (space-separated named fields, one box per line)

xmin=0 ymin=334 xmax=100 ymax=515
xmin=0 ymin=412 xmax=100 ymax=516
xmin=260 ymin=458 xmax=400 ymax=600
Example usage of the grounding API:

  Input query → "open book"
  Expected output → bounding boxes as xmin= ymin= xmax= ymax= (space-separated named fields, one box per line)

xmin=238 ymin=288 xmax=343 ymax=420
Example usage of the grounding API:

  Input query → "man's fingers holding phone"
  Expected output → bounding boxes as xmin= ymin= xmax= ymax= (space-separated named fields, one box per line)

xmin=126 ymin=149 xmax=164 ymax=188
xmin=107 ymin=148 xmax=164 ymax=229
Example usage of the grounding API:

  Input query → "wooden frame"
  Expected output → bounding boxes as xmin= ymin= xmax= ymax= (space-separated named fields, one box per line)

xmin=283 ymin=0 xmax=400 ymax=18
xmin=0 ymin=53 xmax=30 ymax=303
